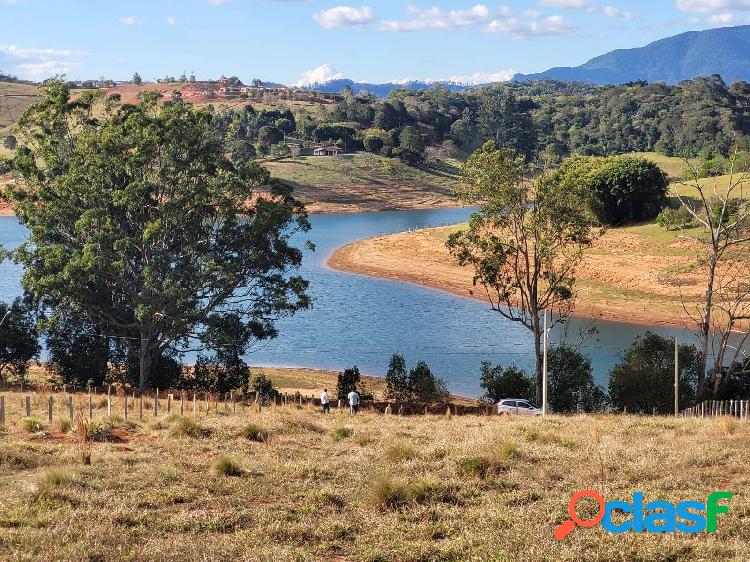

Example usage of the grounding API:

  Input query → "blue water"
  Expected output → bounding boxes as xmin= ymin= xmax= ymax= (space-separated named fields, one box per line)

xmin=0 ymin=211 xmax=691 ymax=397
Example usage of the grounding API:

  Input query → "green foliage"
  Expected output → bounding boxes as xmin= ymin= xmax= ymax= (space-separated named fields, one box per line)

xmin=408 ymin=361 xmax=449 ymax=402
xmin=656 ymin=206 xmax=695 ymax=230
xmin=385 ymin=354 xmax=409 ymax=401
xmin=131 ymin=73 xmax=142 ymax=86
xmin=214 ymin=456 xmax=244 ymax=477
xmin=552 ymin=155 xmax=669 ymax=225
xmin=479 ymin=362 xmax=535 ymax=402
xmin=385 ymin=354 xmax=448 ymax=402
xmin=8 ymin=80 xmax=310 ymax=389
xmin=249 ymin=373 xmax=279 ymax=404
xmin=240 ymin=422 xmax=269 ymax=442
xmin=0 ymin=297 xmax=40 ymax=385
xmin=45 ymin=309 xmax=108 ymax=388
xmin=609 ymin=332 xmax=699 ymax=414
xmin=449 ymin=143 xmax=596 ymax=403
xmin=331 ymin=427 xmax=354 ymax=441
xmin=168 ymin=417 xmax=211 ymax=439
xmin=22 ymin=417 xmax=46 ymax=433
xmin=547 ymin=345 xmax=608 ymax=413
xmin=336 ymin=365 xmax=361 ymax=400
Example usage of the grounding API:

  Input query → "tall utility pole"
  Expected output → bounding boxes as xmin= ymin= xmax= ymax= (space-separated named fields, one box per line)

xmin=674 ymin=337 xmax=679 ymax=417
xmin=542 ymin=309 xmax=549 ymax=416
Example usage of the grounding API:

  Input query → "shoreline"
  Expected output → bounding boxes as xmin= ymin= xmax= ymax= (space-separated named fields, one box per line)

xmin=327 ymin=229 xmax=694 ymax=331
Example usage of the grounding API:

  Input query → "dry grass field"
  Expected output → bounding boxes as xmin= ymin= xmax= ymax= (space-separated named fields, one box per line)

xmin=0 ymin=390 xmax=748 ymax=561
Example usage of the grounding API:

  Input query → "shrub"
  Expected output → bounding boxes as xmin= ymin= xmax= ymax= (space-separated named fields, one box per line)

xmin=55 ymin=418 xmax=73 ymax=433
xmin=480 ymin=362 xmax=535 ymax=403
xmin=609 ymin=332 xmax=699 ymax=414
xmin=214 ymin=456 xmax=243 ymax=477
xmin=553 ymin=155 xmax=669 ymax=225
xmin=548 ymin=346 xmax=608 ymax=413
xmin=240 ymin=422 xmax=269 ymax=442
xmin=458 ymin=442 xmax=520 ymax=478
xmin=168 ymin=417 xmax=211 ymax=439
xmin=22 ymin=417 xmax=46 ymax=433
xmin=721 ymin=417 xmax=736 ymax=436
xmin=331 ymin=427 xmax=354 ymax=441
xmin=656 ymin=207 xmax=695 ymax=230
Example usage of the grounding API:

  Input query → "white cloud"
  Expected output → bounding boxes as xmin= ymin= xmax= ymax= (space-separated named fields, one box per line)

xmin=0 ymin=44 xmax=88 ymax=79
xmin=708 ymin=10 xmax=734 ymax=21
xmin=118 ymin=16 xmax=142 ymax=26
xmin=380 ymin=4 xmax=491 ymax=31
xmin=485 ymin=15 xmax=576 ymax=39
xmin=539 ymin=0 xmax=636 ymax=19
xmin=676 ymin=0 xmax=750 ymax=12
xmin=313 ymin=6 xmax=374 ymax=29
xmin=296 ymin=64 xmax=344 ymax=86
xmin=16 ymin=61 xmax=79 ymax=78
xmin=0 ymin=45 xmax=89 ymax=59
xmin=442 ymin=69 xmax=516 ymax=84
xmin=165 ymin=16 xmax=177 ymax=26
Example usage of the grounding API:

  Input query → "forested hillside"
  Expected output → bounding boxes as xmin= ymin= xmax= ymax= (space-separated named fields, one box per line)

xmin=243 ymin=75 xmax=750 ymax=164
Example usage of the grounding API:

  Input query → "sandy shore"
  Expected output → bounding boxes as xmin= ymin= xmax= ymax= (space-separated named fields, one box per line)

xmin=327 ymin=225 xmax=713 ymax=329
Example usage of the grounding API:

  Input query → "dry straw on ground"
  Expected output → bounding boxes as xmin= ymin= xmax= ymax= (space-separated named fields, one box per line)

xmin=0 ymin=392 xmax=748 ymax=561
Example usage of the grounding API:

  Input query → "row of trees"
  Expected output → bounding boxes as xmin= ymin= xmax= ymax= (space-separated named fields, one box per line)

xmin=479 ymin=332 xmax=717 ymax=414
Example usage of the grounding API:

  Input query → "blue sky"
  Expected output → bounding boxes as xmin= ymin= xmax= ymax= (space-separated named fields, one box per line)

xmin=2 ymin=0 xmax=750 ymax=84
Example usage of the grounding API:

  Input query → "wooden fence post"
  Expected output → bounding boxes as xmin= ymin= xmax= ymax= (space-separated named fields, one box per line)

xmin=88 ymin=394 xmax=93 ymax=419
xmin=107 ymin=385 xmax=112 ymax=417
xmin=139 ymin=394 xmax=143 ymax=421
xmin=124 ymin=394 xmax=128 ymax=421
xmin=180 ymin=393 xmax=184 ymax=416
xmin=47 ymin=397 xmax=53 ymax=423
xmin=0 ymin=396 xmax=5 ymax=425
xmin=192 ymin=393 xmax=197 ymax=415
xmin=68 ymin=396 xmax=73 ymax=420
xmin=25 ymin=396 xmax=31 ymax=417
xmin=167 ymin=393 xmax=172 ymax=415
xmin=154 ymin=390 xmax=159 ymax=417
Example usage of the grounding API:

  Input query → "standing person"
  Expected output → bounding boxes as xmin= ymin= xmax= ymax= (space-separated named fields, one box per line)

xmin=320 ymin=388 xmax=330 ymax=414
xmin=347 ymin=389 xmax=360 ymax=414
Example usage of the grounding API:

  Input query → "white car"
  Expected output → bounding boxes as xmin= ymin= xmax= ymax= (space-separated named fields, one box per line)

xmin=496 ymin=399 xmax=542 ymax=416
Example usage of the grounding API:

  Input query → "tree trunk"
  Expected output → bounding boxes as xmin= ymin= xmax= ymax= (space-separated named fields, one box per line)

xmin=139 ymin=333 xmax=153 ymax=390
xmin=532 ymin=314 xmax=544 ymax=406
xmin=697 ymin=252 xmax=718 ymax=400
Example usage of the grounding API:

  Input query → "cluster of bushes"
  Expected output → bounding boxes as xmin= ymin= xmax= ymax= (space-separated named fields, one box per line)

xmin=479 ymin=332 xmax=715 ymax=414
xmin=384 ymin=354 xmax=449 ymax=403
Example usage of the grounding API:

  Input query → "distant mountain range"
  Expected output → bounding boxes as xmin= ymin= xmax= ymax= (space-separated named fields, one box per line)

xmin=514 ymin=25 xmax=750 ymax=85
xmin=303 ymin=25 xmax=750 ymax=97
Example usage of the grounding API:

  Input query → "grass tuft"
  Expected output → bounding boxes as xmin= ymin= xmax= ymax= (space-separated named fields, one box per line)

xmin=21 ymin=417 xmax=46 ymax=433
xmin=214 ymin=456 xmax=244 ymax=477
xmin=331 ymin=426 xmax=354 ymax=441
xmin=239 ymin=422 xmax=269 ymax=443
xmin=168 ymin=417 xmax=211 ymax=439
xmin=384 ymin=442 xmax=418 ymax=463
xmin=43 ymin=469 xmax=77 ymax=488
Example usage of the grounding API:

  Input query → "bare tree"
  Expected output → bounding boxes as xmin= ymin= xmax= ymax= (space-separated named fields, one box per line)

xmin=675 ymin=152 xmax=750 ymax=398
